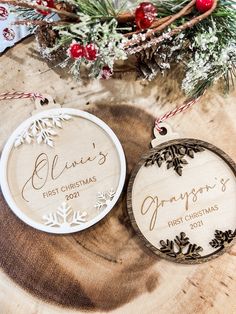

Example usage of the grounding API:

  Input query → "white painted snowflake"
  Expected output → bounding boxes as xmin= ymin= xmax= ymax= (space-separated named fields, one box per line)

xmin=95 ymin=188 xmax=116 ymax=211
xmin=14 ymin=113 xmax=71 ymax=148
xmin=43 ymin=202 xmax=88 ymax=228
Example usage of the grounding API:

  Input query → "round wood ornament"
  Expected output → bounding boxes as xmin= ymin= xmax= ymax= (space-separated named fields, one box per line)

xmin=127 ymin=124 xmax=236 ymax=264
xmin=0 ymin=97 xmax=126 ymax=234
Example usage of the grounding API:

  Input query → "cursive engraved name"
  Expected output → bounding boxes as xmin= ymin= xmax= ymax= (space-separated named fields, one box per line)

xmin=141 ymin=178 xmax=230 ymax=231
xmin=21 ymin=142 xmax=108 ymax=202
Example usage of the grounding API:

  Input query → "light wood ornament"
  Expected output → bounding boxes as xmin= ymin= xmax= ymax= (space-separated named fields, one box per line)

xmin=0 ymin=104 xmax=126 ymax=234
xmin=127 ymin=135 xmax=236 ymax=264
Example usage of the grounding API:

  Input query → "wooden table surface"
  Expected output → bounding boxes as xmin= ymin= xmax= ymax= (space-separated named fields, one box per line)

xmin=0 ymin=38 xmax=236 ymax=314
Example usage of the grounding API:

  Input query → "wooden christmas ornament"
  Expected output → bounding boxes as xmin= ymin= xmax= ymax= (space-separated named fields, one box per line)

xmin=0 ymin=98 xmax=126 ymax=234
xmin=127 ymin=125 xmax=236 ymax=264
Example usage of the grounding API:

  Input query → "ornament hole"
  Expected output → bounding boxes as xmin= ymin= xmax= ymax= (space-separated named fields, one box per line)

xmin=40 ymin=98 xmax=49 ymax=106
xmin=159 ymin=127 xmax=167 ymax=136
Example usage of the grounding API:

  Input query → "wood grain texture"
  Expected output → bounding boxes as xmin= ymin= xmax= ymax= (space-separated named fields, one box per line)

xmin=0 ymin=37 xmax=236 ymax=314
xmin=0 ymin=104 xmax=158 ymax=311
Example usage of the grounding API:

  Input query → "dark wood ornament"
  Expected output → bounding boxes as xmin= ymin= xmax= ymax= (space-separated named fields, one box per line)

xmin=127 ymin=138 xmax=236 ymax=264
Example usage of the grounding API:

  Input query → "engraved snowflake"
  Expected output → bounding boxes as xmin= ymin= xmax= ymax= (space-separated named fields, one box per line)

xmin=95 ymin=188 xmax=116 ymax=211
xmin=43 ymin=202 xmax=88 ymax=228
xmin=14 ymin=113 xmax=71 ymax=148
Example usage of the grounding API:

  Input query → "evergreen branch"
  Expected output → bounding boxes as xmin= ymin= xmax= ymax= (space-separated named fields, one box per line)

xmin=71 ymin=0 xmax=129 ymax=17
xmin=153 ymin=0 xmax=192 ymax=15
xmin=50 ymin=14 xmax=127 ymax=78
xmin=124 ymin=0 xmax=218 ymax=50
xmin=124 ymin=0 xmax=194 ymax=38
xmin=3 ymin=0 xmax=235 ymax=98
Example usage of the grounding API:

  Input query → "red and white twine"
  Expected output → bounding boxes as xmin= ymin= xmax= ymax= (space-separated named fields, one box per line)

xmin=155 ymin=96 xmax=202 ymax=132
xmin=0 ymin=91 xmax=44 ymax=101
xmin=0 ymin=91 xmax=202 ymax=131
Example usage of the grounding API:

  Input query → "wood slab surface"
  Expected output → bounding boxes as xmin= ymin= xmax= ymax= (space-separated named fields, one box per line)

xmin=0 ymin=37 xmax=236 ymax=314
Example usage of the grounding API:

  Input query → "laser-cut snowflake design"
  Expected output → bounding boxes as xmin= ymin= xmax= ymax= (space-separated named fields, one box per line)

xmin=95 ymin=188 xmax=116 ymax=211
xmin=14 ymin=113 xmax=71 ymax=148
xmin=209 ymin=229 xmax=236 ymax=249
xmin=43 ymin=201 xmax=88 ymax=228
xmin=159 ymin=232 xmax=203 ymax=261
xmin=145 ymin=143 xmax=205 ymax=176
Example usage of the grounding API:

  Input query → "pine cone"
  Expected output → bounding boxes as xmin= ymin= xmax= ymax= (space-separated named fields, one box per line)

xmin=36 ymin=25 xmax=58 ymax=49
xmin=137 ymin=44 xmax=174 ymax=80
xmin=35 ymin=25 xmax=66 ymax=61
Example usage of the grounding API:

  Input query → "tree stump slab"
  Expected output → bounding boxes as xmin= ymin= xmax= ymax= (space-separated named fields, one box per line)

xmin=0 ymin=38 xmax=236 ymax=314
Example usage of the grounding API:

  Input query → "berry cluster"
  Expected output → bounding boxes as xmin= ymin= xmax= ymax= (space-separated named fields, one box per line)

xmin=135 ymin=2 xmax=157 ymax=30
xmin=33 ymin=0 xmax=216 ymax=83
xmin=67 ymin=42 xmax=98 ymax=61
xmin=196 ymin=0 xmax=214 ymax=13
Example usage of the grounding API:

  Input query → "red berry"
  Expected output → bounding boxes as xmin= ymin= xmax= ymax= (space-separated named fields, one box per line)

xmin=0 ymin=6 xmax=9 ymax=21
xmin=135 ymin=2 xmax=157 ymax=30
xmin=67 ymin=43 xmax=84 ymax=59
xmin=101 ymin=66 xmax=112 ymax=79
xmin=84 ymin=43 xmax=98 ymax=61
xmin=3 ymin=28 xmax=15 ymax=41
xmin=196 ymin=0 xmax=213 ymax=13
xmin=36 ymin=0 xmax=54 ymax=16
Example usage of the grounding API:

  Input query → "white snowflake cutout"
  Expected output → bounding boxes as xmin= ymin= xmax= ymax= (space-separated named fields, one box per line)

xmin=95 ymin=188 xmax=116 ymax=211
xmin=43 ymin=201 xmax=88 ymax=228
xmin=14 ymin=113 xmax=72 ymax=148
